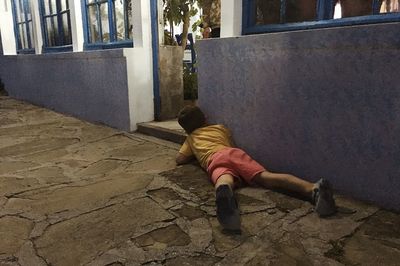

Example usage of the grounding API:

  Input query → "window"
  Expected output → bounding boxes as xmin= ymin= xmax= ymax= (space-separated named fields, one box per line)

xmin=11 ymin=0 xmax=35 ymax=54
xmin=39 ymin=0 xmax=72 ymax=52
xmin=83 ymin=0 xmax=133 ymax=49
xmin=243 ymin=0 xmax=400 ymax=34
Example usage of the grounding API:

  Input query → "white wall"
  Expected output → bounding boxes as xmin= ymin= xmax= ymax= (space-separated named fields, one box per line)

xmin=69 ymin=0 xmax=84 ymax=52
xmin=31 ymin=0 xmax=43 ymax=54
xmin=0 ymin=0 xmax=17 ymax=55
xmin=125 ymin=0 xmax=155 ymax=131
xmin=221 ymin=0 xmax=242 ymax=38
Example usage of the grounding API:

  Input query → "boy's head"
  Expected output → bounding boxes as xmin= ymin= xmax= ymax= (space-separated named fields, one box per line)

xmin=178 ymin=106 xmax=206 ymax=134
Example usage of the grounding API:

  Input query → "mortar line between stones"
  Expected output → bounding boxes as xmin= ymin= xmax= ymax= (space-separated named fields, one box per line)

xmin=47 ymin=203 xmax=117 ymax=226
xmin=0 ymin=213 xmax=33 ymax=221
xmin=30 ymin=240 xmax=50 ymax=266
xmin=4 ymin=137 xmax=81 ymax=159
xmin=5 ymin=182 xmax=73 ymax=198
xmin=287 ymin=209 xmax=314 ymax=225
xmin=324 ymin=210 xmax=382 ymax=263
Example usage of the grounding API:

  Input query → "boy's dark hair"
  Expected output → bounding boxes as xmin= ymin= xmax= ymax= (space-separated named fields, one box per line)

xmin=178 ymin=106 xmax=206 ymax=134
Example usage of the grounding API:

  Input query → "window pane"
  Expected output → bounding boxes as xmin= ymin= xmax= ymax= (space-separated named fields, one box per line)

xmin=127 ymin=0 xmax=133 ymax=39
xmin=256 ymin=0 xmax=281 ymax=24
xmin=18 ymin=24 xmax=25 ymax=48
xmin=44 ymin=0 xmax=51 ymax=15
xmin=13 ymin=0 xmax=35 ymax=51
xmin=86 ymin=0 xmax=133 ymax=44
xmin=26 ymin=3 xmax=32 ymax=21
xmin=255 ymin=0 xmax=318 ymax=25
xmin=46 ymin=17 xmax=59 ymax=46
xmin=62 ymin=13 xmax=72 ymax=44
xmin=23 ymin=24 xmax=29 ymax=49
xmin=379 ymin=0 xmax=400 ymax=13
xmin=339 ymin=0 xmax=374 ymax=18
xmin=60 ymin=0 xmax=68 ymax=11
xmin=100 ymin=3 xmax=110 ymax=42
xmin=21 ymin=24 xmax=29 ymax=49
xmin=48 ymin=0 xmax=57 ymax=15
xmin=16 ymin=28 xmax=22 ymax=49
xmin=114 ymin=0 xmax=125 ymax=40
xmin=286 ymin=0 xmax=317 ymax=23
xmin=43 ymin=0 xmax=58 ymax=15
xmin=88 ymin=5 xmax=100 ymax=43
xmin=14 ymin=0 xmax=20 ymax=22
xmin=28 ymin=21 xmax=35 ymax=48
xmin=256 ymin=0 xmax=281 ymax=25
xmin=18 ymin=0 xmax=25 ymax=22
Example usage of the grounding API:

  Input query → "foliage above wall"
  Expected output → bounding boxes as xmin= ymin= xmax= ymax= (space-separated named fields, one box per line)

xmin=163 ymin=0 xmax=198 ymax=49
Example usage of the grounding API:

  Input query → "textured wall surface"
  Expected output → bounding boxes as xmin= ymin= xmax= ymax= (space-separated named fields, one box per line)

xmin=197 ymin=22 xmax=400 ymax=211
xmin=158 ymin=46 xmax=184 ymax=120
xmin=0 ymin=49 xmax=131 ymax=130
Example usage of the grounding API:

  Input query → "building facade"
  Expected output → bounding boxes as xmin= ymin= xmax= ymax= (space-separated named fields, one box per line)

xmin=0 ymin=0 xmax=157 ymax=131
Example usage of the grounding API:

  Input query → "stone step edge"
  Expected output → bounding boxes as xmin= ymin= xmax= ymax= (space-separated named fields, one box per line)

xmin=136 ymin=123 xmax=187 ymax=145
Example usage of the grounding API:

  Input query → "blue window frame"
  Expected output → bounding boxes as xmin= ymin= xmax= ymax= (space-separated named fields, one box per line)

xmin=11 ymin=0 xmax=35 ymax=54
xmin=243 ymin=0 xmax=400 ymax=35
xmin=39 ymin=0 xmax=72 ymax=52
xmin=82 ymin=0 xmax=133 ymax=49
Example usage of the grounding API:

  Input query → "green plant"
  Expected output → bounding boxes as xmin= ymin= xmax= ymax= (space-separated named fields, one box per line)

xmin=163 ymin=0 xmax=198 ymax=50
xmin=183 ymin=64 xmax=198 ymax=100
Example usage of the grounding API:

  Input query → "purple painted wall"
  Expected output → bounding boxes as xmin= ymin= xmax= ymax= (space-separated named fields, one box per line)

xmin=0 ymin=49 xmax=130 ymax=130
xmin=197 ymin=22 xmax=400 ymax=211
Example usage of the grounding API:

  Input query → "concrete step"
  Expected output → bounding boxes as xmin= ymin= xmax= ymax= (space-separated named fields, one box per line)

xmin=136 ymin=120 xmax=186 ymax=144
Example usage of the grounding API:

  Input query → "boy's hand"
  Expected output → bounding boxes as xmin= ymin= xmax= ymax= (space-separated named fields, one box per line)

xmin=176 ymin=152 xmax=194 ymax=165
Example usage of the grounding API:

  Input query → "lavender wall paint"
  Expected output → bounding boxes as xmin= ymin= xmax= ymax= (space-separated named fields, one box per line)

xmin=197 ymin=22 xmax=400 ymax=211
xmin=0 ymin=49 xmax=130 ymax=130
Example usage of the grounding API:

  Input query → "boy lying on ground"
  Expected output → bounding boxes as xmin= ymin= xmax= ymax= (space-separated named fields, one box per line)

xmin=176 ymin=106 xmax=336 ymax=231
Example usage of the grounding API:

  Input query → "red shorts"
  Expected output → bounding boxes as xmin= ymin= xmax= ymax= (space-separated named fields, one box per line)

xmin=207 ymin=148 xmax=266 ymax=185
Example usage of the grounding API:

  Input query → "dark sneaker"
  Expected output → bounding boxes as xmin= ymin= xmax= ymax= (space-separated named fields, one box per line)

xmin=312 ymin=178 xmax=337 ymax=217
xmin=216 ymin=184 xmax=241 ymax=230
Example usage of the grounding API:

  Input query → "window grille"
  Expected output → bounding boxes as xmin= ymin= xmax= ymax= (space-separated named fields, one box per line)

xmin=243 ymin=0 xmax=400 ymax=34
xmin=39 ymin=0 xmax=72 ymax=52
xmin=11 ymin=0 xmax=35 ymax=54
xmin=83 ymin=0 xmax=133 ymax=49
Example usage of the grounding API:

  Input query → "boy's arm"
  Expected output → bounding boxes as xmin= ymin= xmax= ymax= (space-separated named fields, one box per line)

xmin=176 ymin=139 xmax=194 ymax=165
xmin=176 ymin=152 xmax=195 ymax=165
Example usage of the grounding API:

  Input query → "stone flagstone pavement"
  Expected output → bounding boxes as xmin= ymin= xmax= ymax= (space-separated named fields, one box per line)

xmin=1 ymin=96 xmax=400 ymax=266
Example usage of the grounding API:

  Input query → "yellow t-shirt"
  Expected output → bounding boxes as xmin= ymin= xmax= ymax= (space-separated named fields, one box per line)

xmin=179 ymin=124 xmax=234 ymax=169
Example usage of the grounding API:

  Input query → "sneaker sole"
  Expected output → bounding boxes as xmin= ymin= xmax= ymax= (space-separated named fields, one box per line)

xmin=216 ymin=185 xmax=241 ymax=230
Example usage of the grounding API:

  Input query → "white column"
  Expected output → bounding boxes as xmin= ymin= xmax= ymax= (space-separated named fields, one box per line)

xmin=124 ymin=0 xmax=155 ymax=130
xmin=131 ymin=0 xmax=155 ymax=48
xmin=0 ymin=0 xmax=17 ymax=55
xmin=69 ymin=0 xmax=84 ymax=52
xmin=31 ymin=0 xmax=43 ymax=54
xmin=221 ymin=0 xmax=243 ymax=38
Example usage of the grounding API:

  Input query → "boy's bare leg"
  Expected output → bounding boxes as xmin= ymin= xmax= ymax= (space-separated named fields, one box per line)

xmin=215 ymin=174 xmax=235 ymax=190
xmin=253 ymin=171 xmax=314 ymax=198
xmin=254 ymin=171 xmax=336 ymax=217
